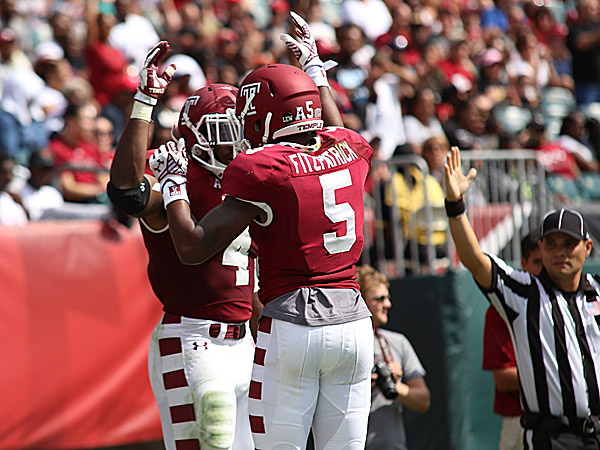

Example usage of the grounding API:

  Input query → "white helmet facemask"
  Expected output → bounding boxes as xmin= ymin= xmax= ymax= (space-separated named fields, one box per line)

xmin=180 ymin=108 xmax=245 ymax=179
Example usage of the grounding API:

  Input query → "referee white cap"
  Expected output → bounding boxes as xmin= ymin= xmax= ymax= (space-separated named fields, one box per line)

xmin=540 ymin=208 xmax=590 ymax=240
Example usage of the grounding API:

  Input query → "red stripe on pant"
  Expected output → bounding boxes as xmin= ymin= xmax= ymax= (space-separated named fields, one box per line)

xmin=250 ymin=415 xmax=265 ymax=433
xmin=254 ymin=348 xmax=266 ymax=366
xmin=175 ymin=439 xmax=200 ymax=450
xmin=163 ymin=369 xmax=188 ymax=390
xmin=258 ymin=317 xmax=272 ymax=334
xmin=249 ymin=380 xmax=262 ymax=400
xmin=170 ymin=403 xmax=196 ymax=423
xmin=159 ymin=337 xmax=182 ymax=356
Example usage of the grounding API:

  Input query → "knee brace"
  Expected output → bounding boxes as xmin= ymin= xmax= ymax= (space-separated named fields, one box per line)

xmin=106 ymin=177 xmax=151 ymax=215
xmin=199 ymin=390 xmax=237 ymax=450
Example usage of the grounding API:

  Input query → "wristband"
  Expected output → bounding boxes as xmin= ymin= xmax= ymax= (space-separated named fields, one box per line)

xmin=305 ymin=64 xmax=330 ymax=88
xmin=162 ymin=179 xmax=189 ymax=208
xmin=130 ymin=100 xmax=154 ymax=122
xmin=134 ymin=89 xmax=158 ymax=106
xmin=445 ymin=196 xmax=466 ymax=218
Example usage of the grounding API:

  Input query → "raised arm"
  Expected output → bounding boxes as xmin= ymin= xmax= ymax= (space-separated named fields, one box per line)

xmin=444 ymin=146 xmax=493 ymax=289
xmin=107 ymin=41 xmax=176 ymax=226
xmin=281 ymin=11 xmax=343 ymax=127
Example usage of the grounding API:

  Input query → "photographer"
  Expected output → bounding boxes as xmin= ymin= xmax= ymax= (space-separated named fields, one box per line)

xmin=356 ymin=265 xmax=431 ymax=450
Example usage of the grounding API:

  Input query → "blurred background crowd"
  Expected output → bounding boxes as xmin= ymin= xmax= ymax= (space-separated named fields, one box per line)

xmin=2 ymin=0 xmax=600 ymax=234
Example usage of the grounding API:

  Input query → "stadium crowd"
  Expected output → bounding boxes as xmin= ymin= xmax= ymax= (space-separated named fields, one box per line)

xmin=1 ymin=0 xmax=600 ymax=227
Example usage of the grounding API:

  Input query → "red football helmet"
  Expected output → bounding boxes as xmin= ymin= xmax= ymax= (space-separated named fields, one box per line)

xmin=178 ymin=84 xmax=245 ymax=179
xmin=236 ymin=64 xmax=323 ymax=148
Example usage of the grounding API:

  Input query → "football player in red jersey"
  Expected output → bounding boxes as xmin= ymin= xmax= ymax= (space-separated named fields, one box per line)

xmin=151 ymin=14 xmax=376 ymax=450
xmin=107 ymin=41 xmax=260 ymax=450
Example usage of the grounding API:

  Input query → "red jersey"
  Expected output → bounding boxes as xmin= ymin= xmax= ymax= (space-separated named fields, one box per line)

xmin=482 ymin=307 xmax=524 ymax=417
xmin=222 ymin=127 xmax=373 ymax=304
xmin=49 ymin=137 xmax=104 ymax=184
xmin=535 ymin=142 xmax=578 ymax=181
xmin=141 ymin=161 xmax=256 ymax=322
xmin=85 ymin=42 xmax=134 ymax=106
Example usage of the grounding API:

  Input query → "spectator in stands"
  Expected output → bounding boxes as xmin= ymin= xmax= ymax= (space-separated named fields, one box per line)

xmin=444 ymin=98 xmax=491 ymax=150
xmin=374 ymin=2 xmax=412 ymax=50
xmin=481 ymin=0 xmax=510 ymax=34
xmin=524 ymin=114 xmax=581 ymax=181
xmin=94 ymin=116 xmax=115 ymax=170
xmin=0 ymin=65 xmax=48 ymax=162
xmin=439 ymin=40 xmax=478 ymax=97
xmin=19 ymin=148 xmax=64 ymax=221
xmin=355 ymin=264 xmax=430 ymax=450
xmin=547 ymin=29 xmax=573 ymax=91
xmin=403 ymin=87 xmax=446 ymax=152
xmin=483 ymin=230 xmax=542 ymax=450
xmin=0 ymin=27 xmax=31 ymax=73
xmin=85 ymin=0 xmax=138 ymax=107
xmin=385 ymin=147 xmax=448 ymax=272
xmin=33 ymin=57 xmax=71 ymax=137
xmin=477 ymin=47 xmax=510 ymax=109
xmin=363 ymin=50 xmax=408 ymax=160
xmin=264 ymin=0 xmax=290 ymax=62
xmin=49 ymin=103 xmax=109 ymax=203
xmin=567 ymin=0 xmax=600 ymax=104
xmin=0 ymin=152 xmax=28 ymax=225
xmin=214 ymin=28 xmax=243 ymax=78
xmin=330 ymin=23 xmax=374 ymax=129
xmin=558 ymin=111 xmax=600 ymax=173
xmin=108 ymin=0 xmax=160 ymax=68
xmin=421 ymin=135 xmax=449 ymax=184
xmin=505 ymin=31 xmax=557 ymax=91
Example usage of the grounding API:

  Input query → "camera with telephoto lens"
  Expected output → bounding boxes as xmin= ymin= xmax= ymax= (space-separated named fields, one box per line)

xmin=373 ymin=360 xmax=398 ymax=399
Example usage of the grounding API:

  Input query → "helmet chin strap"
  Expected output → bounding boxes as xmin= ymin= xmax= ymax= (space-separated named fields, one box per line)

xmin=262 ymin=112 xmax=272 ymax=145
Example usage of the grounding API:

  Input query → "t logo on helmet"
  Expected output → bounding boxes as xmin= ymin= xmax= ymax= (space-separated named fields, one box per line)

xmin=240 ymin=82 xmax=261 ymax=117
xmin=181 ymin=96 xmax=200 ymax=122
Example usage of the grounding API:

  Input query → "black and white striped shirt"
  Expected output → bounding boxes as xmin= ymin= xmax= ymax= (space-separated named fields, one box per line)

xmin=480 ymin=254 xmax=600 ymax=419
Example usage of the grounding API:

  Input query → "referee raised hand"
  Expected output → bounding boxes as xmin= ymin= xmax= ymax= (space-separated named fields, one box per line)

xmin=445 ymin=146 xmax=600 ymax=449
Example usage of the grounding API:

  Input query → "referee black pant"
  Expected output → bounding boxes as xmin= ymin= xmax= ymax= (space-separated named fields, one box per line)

xmin=522 ymin=413 xmax=600 ymax=449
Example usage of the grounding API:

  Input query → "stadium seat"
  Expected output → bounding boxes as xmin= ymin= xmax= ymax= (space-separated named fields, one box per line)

xmin=546 ymin=174 xmax=584 ymax=204
xmin=578 ymin=172 xmax=600 ymax=200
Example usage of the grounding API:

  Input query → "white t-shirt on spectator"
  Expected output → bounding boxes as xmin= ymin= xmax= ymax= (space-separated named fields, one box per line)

xmin=20 ymin=183 xmax=64 ymax=221
xmin=342 ymin=0 xmax=393 ymax=42
xmin=403 ymin=115 xmax=446 ymax=148
xmin=108 ymin=13 xmax=160 ymax=68
xmin=365 ymin=73 xmax=406 ymax=160
xmin=0 ymin=191 xmax=28 ymax=225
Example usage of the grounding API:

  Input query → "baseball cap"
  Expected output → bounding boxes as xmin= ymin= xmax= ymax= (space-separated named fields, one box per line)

xmin=0 ymin=28 xmax=16 ymax=43
xmin=540 ymin=209 xmax=590 ymax=240
xmin=481 ymin=48 xmax=503 ymax=67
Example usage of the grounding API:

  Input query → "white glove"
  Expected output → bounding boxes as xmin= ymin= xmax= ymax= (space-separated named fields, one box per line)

xmin=149 ymin=138 xmax=189 ymax=207
xmin=131 ymin=41 xmax=176 ymax=121
xmin=280 ymin=11 xmax=337 ymax=87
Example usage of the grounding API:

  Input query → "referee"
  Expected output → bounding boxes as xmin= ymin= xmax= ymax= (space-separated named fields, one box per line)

xmin=444 ymin=146 xmax=600 ymax=449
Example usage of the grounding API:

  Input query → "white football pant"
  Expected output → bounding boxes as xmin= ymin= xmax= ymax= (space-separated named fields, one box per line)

xmin=249 ymin=317 xmax=374 ymax=450
xmin=149 ymin=315 xmax=255 ymax=450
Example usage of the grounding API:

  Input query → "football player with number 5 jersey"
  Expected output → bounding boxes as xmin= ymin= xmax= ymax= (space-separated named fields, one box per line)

xmin=153 ymin=40 xmax=375 ymax=450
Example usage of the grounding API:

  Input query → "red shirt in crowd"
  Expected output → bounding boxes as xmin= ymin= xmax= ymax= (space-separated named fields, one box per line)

xmin=49 ymin=137 xmax=105 ymax=184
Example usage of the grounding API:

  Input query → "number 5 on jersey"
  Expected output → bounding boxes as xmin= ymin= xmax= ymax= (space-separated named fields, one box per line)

xmin=320 ymin=169 xmax=356 ymax=254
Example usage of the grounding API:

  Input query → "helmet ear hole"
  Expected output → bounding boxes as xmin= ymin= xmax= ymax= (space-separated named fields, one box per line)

xmin=253 ymin=119 xmax=262 ymax=133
